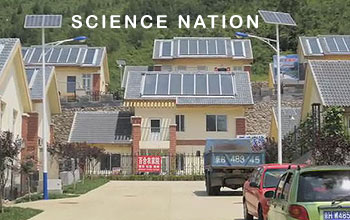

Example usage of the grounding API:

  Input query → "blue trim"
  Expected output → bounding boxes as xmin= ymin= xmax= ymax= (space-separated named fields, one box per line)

xmin=43 ymin=172 xmax=49 ymax=200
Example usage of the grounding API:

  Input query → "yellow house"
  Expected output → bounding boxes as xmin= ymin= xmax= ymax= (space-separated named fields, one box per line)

xmin=301 ymin=60 xmax=350 ymax=125
xmin=269 ymin=107 xmax=301 ymax=141
xmin=22 ymin=45 xmax=110 ymax=100
xmin=124 ymin=70 xmax=254 ymax=157
xmin=152 ymin=37 xmax=253 ymax=73
xmin=298 ymin=35 xmax=350 ymax=63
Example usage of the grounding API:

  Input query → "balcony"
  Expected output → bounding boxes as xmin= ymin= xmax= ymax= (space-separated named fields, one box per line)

xmin=140 ymin=127 xmax=170 ymax=150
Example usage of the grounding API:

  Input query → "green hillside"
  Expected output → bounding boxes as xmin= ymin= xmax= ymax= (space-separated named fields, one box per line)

xmin=1 ymin=0 xmax=350 ymax=90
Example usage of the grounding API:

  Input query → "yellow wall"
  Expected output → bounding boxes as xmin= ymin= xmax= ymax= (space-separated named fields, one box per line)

xmin=301 ymin=68 xmax=323 ymax=120
xmin=155 ymin=58 xmax=252 ymax=71
xmin=269 ymin=110 xmax=278 ymax=141
xmin=54 ymin=66 xmax=106 ymax=97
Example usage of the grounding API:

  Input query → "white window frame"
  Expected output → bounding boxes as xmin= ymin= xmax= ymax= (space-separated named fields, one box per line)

xmin=82 ymin=74 xmax=92 ymax=91
xmin=206 ymin=114 xmax=227 ymax=132
xmin=150 ymin=118 xmax=161 ymax=133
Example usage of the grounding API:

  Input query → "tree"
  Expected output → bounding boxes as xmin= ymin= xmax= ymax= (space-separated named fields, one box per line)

xmin=0 ymin=131 xmax=22 ymax=213
xmin=20 ymin=157 xmax=36 ymax=202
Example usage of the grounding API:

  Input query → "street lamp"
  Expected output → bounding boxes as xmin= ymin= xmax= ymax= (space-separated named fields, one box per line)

xmin=24 ymin=14 xmax=87 ymax=200
xmin=235 ymin=10 xmax=296 ymax=165
xmin=116 ymin=59 xmax=126 ymax=87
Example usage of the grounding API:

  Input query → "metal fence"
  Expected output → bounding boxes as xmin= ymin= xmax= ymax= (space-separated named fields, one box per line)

xmin=85 ymin=153 xmax=204 ymax=176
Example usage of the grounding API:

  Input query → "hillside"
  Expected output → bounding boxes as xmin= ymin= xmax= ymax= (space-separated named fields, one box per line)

xmin=1 ymin=0 xmax=350 ymax=90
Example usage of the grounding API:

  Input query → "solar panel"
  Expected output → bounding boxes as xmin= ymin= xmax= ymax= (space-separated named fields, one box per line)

xmin=208 ymin=39 xmax=216 ymax=54
xmin=307 ymin=38 xmax=322 ymax=54
xmin=195 ymin=74 xmax=207 ymax=95
xmin=221 ymin=74 xmax=234 ymax=95
xmin=170 ymin=74 xmax=181 ymax=95
xmin=67 ymin=48 xmax=80 ymax=63
xmin=208 ymin=74 xmax=220 ymax=95
xmin=217 ymin=39 xmax=226 ymax=55
xmin=258 ymin=10 xmax=296 ymax=26
xmin=179 ymin=39 xmax=188 ymax=55
xmin=183 ymin=74 xmax=194 ymax=95
xmin=344 ymin=37 xmax=350 ymax=51
xmin=198 ymin=40 xmax=207 ymax=54
xmin=49 ymin=48 xmax=61 ymax=63
xmin=24 ymin=15 xmax=62 ymax=28
xmin=143 ymin=74 xmax=157 ymax=95
xmin=325 ymin=37 xmax=338 ymax=52
xmin=233 ymin=41 xmax=244 ymax=56
xmin=84 ymin=49 xmax=96 ymax=64
xmin=162 ymin=41 xmax=172 ymax=56
xmin=189 ymin=39 xmax=197 ymax=54
xmin=334 ymin=37 xmax=348 ymax=52
xmin=58 ymin=48 xmax=70 ymax=63
xmin=156 ymin=74 xmax=169 ymax=95
xmin=30 ymin=48 xmax=43 ymax=63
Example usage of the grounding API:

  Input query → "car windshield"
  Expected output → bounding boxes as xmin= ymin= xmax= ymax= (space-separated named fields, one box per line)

xmin=298 ymin=170 xmax=350 ymax=202
xmin=263 ymin=169 xmax=287 ymax=188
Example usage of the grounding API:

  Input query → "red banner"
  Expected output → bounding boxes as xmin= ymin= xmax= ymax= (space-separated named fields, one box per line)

xmin=137 ymin=156 xmax=162 ymax=172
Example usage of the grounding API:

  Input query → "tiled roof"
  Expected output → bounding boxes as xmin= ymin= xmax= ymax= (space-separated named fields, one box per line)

xmin=22 ymin=45 xmax=105 ymax=67
xmin=68 ymin=111 xmax=133 ymax=144
xmin=273 ymin=107 xmax=301 ymax=137
xmin=153 ymin=37 xmax=253 ymax=59
xmin=124 ymin=71 xmax=253 ymax=105
xmin=122 ymin=66 xmax=149 ymax=88
xmin=0 ymin=38 xmax=19 ymax=77
xmin=299 ymin=35 xmax=350 ymax=56
xmin=309 ymin=60 xmax=350 ymax=106
xmin=25 ymin=66 xmax=54 ymax=100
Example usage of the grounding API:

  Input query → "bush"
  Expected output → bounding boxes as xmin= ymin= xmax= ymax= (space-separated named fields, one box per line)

xmin=108 ymin=175 xmax=204 ymax=181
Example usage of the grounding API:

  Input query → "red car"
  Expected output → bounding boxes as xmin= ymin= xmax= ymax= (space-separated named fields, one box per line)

xmin=243 ymin=164 xmax=300 ymax=220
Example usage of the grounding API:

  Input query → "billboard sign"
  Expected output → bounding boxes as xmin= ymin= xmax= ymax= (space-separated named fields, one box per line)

xmin=137 ymin=155 xmax=162 ymax=172
xmin=237 ymin=135 xmax=266 ymax=152
xmin=273 ymin=54 xmax=299 ymax=82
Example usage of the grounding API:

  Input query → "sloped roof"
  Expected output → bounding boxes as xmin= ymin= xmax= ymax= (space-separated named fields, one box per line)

xmin=309 ymin=60 xmax=350 ymax=106
xmin=273 ymin=107 xmax=301 ymax=137
xmin=22 ymin=45 xmax=106 ymax=67
xmin=0 ymin=38 xmax=19 ymax=77
xmin=69 ymin=111 xmax=133 ymax=144
xmin=299 ymin=35 xmax=350 ymax=56
xmin=153 ymin=37 xmax=253 ymax=60
xmin=25 ymin=66 xmax=54 ymax=100
xmin=124 ymin=71 xmax=253 ymax=105
xmin=122 ymin=66 xmax=149 ymax=88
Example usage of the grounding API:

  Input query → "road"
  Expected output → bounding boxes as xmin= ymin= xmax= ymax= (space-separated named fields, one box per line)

xmin=16 ymin=181 xmax=244 ymax=220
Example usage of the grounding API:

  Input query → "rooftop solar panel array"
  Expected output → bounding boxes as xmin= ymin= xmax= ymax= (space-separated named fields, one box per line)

xmin=300 ymin=35 xmax=350 ymax=56
xmin=142 ymin=73 xmax=236 ymax=96
xmin=22 ymin=45 xmax=105 ymax=66
xmin=258 ymin=10 xmax=296 ymax=26
xmin=153 ymin=37 xmax=253 ymax=59
xmin=24 ymin=15 xmax=62 ymax=28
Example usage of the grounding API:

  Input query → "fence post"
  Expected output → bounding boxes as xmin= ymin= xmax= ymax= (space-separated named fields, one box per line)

xmin=169 ymin=124 xmax=177 ymax=174
xmin=131 ymin=116 xmax=142 ymax=174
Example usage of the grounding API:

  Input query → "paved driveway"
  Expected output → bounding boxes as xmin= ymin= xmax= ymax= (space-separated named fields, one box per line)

xmin=16 ymin=181 xmax=244 ymax=220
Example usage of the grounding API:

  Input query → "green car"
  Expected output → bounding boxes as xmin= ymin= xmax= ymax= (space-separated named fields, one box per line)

xmin=265 ymin=166 xmax=350 ymax=220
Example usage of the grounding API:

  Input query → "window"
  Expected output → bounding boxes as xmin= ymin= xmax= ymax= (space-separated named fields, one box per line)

xmin=176 ymin=115 xmax=185 ymax=132
xmin=275 ymin=173 xmax=288 ymax=199
xmin=232 ymin=66 xmax=243 ymax=71
xmin=150 ymin=119 xmax=160 ymax=133
xmin=67 ymin=76 xmax=76 ymax=93
xmin=82 ymin=74 xmax=92 ymax=91
xmin=281 ymin=173 xmax=293 ymax=200
xmin=12 ymin=109 xmax=18 ymax=132
xmin=100 ymin=154 xmax=121 ymax=170
xmin=206 ymin=115 xmax=227 ymax=132
xmin=177 ymin=66 xmax=187 ymax=71
xmin=197 ymin=66 xmax=208 ymax=71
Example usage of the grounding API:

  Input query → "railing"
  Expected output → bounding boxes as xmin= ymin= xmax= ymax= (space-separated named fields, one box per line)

xmin=140 ymin=127 xmax=169 ymax=141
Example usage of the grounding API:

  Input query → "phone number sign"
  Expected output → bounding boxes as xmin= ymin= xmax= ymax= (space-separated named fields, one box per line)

xmin=137 ymin=156 xmax=162 ymax=172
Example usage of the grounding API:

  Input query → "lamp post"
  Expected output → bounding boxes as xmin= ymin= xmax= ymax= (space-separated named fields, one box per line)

xmin=116 ymin=59 xmax=126 ymax=88
xmin=235 ymin=31 xmax=282 ymax=164
xmin=40 ymin=36 xmax=87 ymax=200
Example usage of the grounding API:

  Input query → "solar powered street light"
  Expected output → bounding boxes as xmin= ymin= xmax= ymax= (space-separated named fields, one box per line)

xmin=235 ymin=10 xmax=297 ymax=165
xmin=24 ymin=15 xmax=87 ymax=200
xmin=117 ymin=60 xmax=126 ymax=87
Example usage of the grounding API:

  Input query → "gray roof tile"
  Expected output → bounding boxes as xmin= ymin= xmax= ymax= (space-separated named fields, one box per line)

xmin=69 ymin=111 xmax=133 ymax=144
xmin=122 ymin=66 xmax=149 ymax=88
xmin=273 ymin=107 xmax=301 ymax=137
xmin=25 ymin=66 xmax=54 ymax=100
xmin=0 ymin=38 xmax=20 ymax=77
xmin=309 ymin=60 xmax=350 ymax=106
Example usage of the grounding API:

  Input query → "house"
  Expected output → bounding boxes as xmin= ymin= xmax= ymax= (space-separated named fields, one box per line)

xmin=152 ymin=37 xmax=253 ymax=73
xmin=68 ymin=111 xmax=133 ymax=174
xmin=22 ymin=45 xmax=110 ymax=100
xmin=301 ymin=60 xmax=350 ymax=127
xmin=0 ymin=38 xmax=33 ymax=197
xmin=124 ymin=70 xmax=253 ymax=168
xmin=298 ymin=35 xmax=350 ymax=64
xmin=269 ymin=107 xmax=301 ymax=141
xmin=24 ymin=66 xmax=61 ymax=182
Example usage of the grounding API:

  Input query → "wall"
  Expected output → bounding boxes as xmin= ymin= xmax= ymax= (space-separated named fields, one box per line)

xmin=54 ymin=66 xmax=102 ymax=97
xmin=90 ymin=143 xmax=131 ymax=154
xmin=301 ymin=68 xmax=323 ymax=119
xmin=155 ymin=58 xmax=252 ymax=71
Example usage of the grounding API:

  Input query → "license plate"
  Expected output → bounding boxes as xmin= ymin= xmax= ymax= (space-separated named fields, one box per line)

xmin=324 ymin=211 xmax=350 ymax=220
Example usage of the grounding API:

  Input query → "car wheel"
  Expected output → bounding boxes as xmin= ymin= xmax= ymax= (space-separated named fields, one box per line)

xmin=258 ymin=206 xmax=264 ymax=220
xmin=206 ymin=174 xmax=220 ymax=196
xmin=243 ymin=201 xmax=253 ymax=220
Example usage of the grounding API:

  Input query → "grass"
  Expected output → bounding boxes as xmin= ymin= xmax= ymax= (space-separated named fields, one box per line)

xmin=0 ymin=207 xmax=42 ymax=220
xmin=251 ymin=73 xmax=268 ymax=82
xmin=15 ymin=193 xmax=78 ymax=204
xmin=63 ymin=177 xmax=109 ymax=195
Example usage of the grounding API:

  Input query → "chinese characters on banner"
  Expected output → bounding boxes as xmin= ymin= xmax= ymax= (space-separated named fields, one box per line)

xmin=137 ymin=156 xmax=162 ymax=172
